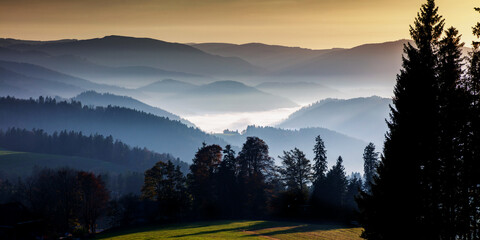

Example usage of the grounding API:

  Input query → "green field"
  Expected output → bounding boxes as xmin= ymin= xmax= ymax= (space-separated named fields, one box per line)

xmin=0 ymin=150 xmax=131 ymax=176
xmin=96 ymin=220 xmax=363 ymax=240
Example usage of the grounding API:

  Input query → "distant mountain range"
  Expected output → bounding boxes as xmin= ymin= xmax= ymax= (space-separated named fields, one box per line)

xmin=136 ymin=79 xmax=198 ymax=98
xmin=1 ymin=36 xmax=472 ymax=90
xmin=0 ymin=59 xmax=295 ymax=114
xmin=1 ymin=36 xmax=260 ymax=79
xmin=278 ymin=96 xmax=392 ymax=146
xmin=216 ymin=125 xmax=368 ymax=173
xmin=138 ymin=80 xmax=299 ymax=114
xmin=0 ymin=60 xmax=140 ymax=97
xmin=191 ymin=42 xmax=342 ymax=71
xmin=0 ymin=46 xmax=210 ymax=88
xmin=0 ymin=66 xmax=81 ymax=98
xmin=194 ymin=40 xmax=470 ymax=89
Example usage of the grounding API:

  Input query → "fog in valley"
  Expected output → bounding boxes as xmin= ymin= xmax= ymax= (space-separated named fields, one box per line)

xmin=2 ymin=35 xmax=465 ymax=174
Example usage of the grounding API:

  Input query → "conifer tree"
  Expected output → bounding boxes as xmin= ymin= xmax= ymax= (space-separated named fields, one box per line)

xmin=311 ymin=135 xmax=329 ymax=216
xmin=437 ymin=26 xmax=467 ymax=239
xmin=362 ymin=143 xmax=379 ymax=193
xmin=357 ymin=0 xmax=444 ymax=238
xmin=324 ymin=156 xmax=347 ymax=215
xmin=312 ymin=135 xmax=328 ymax=184
xmin=463 ymin=6 xmax=480 ymax=237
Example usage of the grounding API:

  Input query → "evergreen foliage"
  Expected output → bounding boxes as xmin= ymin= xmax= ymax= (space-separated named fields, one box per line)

xmin=324 ymin=156 xmax=348 ymax=216
xmin=362 ymin=143 xmax=378 ymax=193
xmin=358 ymin=1 xmax=480 ymax=239
xmin=0 ymin=127 xmax=187 ymax=173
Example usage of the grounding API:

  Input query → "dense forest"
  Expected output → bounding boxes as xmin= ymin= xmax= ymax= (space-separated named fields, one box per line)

xmin=0 ymin=96 xmax=227 ymax=162
xmin=0 ymin=128 xmax=188 ymax=173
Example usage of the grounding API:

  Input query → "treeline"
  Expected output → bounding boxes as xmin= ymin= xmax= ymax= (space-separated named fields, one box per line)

xmin=357 ymin=1 xmax=480 ymax=239
xmin=136 ymin=136 xmax=378 ymax=223
xmin=0 ymin=134 xmax=377 ymax=238
xmin=0 ymin=128 xmax=188 ymax=172
xmin=0 ymin=168 xmax=109 ymax=238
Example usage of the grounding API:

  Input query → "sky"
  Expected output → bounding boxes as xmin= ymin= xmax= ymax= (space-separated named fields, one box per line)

xmin=0 ymin=0 xmax=476 ymax=49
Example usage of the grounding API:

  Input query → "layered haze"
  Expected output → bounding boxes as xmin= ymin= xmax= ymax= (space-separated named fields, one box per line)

xmin=0 ymin=34 xmax=473 ymax=173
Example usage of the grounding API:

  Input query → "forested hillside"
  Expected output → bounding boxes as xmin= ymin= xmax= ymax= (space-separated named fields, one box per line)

xmin=0 ymin=97 xmax=228 ymax=162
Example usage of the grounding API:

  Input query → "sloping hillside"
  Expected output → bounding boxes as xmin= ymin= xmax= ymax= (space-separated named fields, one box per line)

xmin=274 ymin=40 xmax=411 ymax=86
xmin=0 ymin=66 xmax=83 ymax=98
xmin=73 ymin=91 xmax=195 ymax=127
xmin=0 ymin=97 xmax=228 ymax=163
xmin=278 ymin=96 xmax=391 ymax=146
xmin=0 ymin=60 xmax=138 ymax=97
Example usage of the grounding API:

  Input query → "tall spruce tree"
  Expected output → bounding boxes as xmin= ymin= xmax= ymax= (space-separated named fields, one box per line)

xmin=464 ymin=6 xmax=480 ymax=237
xmin=313 ymin=135 xmax=328 ymax=184
xmin=357 ymin=0 xmax=444 ymax=239
xmin=437 ymin=27 xmax=468 ymax=239
xmin=362 ymin=143 xmax=379 ymax=193
xmin=311 ymin=135 xmax=329 ymax=215
xmin=324 ymin=156 xmax=348 ymax=217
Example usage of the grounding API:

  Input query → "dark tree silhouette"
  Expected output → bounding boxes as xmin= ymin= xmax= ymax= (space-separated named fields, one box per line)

xmin=357 ymin=1 xmax=445 ymax=238
xmin=462 ymin=6 xmax=480 ymax=237
xmin=237 ymin=136 xmax=275 ymax=217
xmin=345 ymin=174 xmax=363 ymax=217
xmin=188 ymin=144 xmax=222 ymax=218
xmin=312 ymin=135 xmax=328 ymax=185
xmin=324 ymin=156 xmax=347 ymax=214
xmin=277 ymin=148 xmax=312 ymax=217
xmin=76 ymin=171 xmax=110 ymax=234
xmin=141 ymin=161 xmax=190 ymax=220
xmin=14 ymin=168 xmax=109 ymax=236
xmin=436 ymin=27 xmax=469 ymax=238
xmin=362 ymin=143 xmax=378 ymax=193
xmin=310 ymin=135 xmax=329 ymax=217
xmin=217 ymin=145 xmax=240 ymax=217
xmin=279 ymin=148 xmax=312 ymax=192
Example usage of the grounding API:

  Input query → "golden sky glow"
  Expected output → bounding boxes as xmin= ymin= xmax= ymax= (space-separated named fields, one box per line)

xmin=0 ymin=0 xmax=476 ymax=49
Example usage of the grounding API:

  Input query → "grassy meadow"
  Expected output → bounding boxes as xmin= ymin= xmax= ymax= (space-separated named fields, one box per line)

xmin=96 ymin=220 xmax=363 ymax=240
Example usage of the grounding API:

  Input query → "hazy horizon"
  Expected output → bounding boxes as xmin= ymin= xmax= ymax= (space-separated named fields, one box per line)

xmin=1 ymin=0 xmax=475 ymax=49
